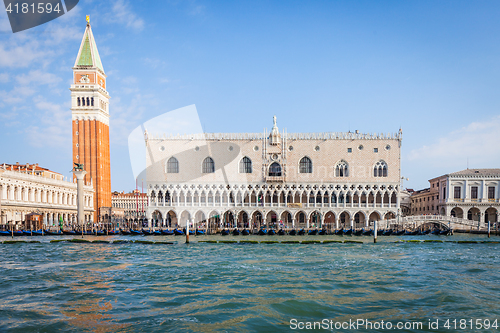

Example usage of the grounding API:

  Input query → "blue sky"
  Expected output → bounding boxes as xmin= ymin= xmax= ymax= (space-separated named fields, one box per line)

xmin=1 ymin=0 xmax=499 ymax=191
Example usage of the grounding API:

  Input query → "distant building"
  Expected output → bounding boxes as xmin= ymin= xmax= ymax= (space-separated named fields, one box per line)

xmin=111 ymin=190 xmax=148 ymax=227
xmin=410 ymin=169 xmax=499 ymax=223
xmin=0 ymin=163 xmax=94 ymax=229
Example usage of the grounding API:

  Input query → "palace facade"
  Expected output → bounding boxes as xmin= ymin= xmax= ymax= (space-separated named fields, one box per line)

xmin=145 ymin=117 xmax=403 ymax=230
xmin=0 ymin=163 xmax=94 ymax=229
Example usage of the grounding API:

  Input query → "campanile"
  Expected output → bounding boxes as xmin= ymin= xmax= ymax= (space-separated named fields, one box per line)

xmin=71 ymin=16 xmax=111 ymax=223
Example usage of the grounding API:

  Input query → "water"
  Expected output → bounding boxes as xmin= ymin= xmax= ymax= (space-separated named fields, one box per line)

xmin=1 ymin=234 xmax=499 ymax=332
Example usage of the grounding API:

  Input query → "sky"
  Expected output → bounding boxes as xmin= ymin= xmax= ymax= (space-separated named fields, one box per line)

xmin=1 ymin=0 xmax=499 ymax=191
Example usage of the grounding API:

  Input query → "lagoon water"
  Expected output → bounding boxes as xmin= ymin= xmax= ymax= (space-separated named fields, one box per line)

xmin=1 ymin=234 xmax=499 ymax=332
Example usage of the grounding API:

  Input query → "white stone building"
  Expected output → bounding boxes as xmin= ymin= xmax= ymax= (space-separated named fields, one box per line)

xmin=411 ymin=169 xmax=499 ymax=223
xmin=144 ymin=117 xmax=403 ymax=230
xmin=0 ymin=163 xmax=94 ymax=229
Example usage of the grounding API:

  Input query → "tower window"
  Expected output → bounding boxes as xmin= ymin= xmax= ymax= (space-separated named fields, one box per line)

xmin=91 ymin=97 xmax=94 ymax=106
xmin=239 ymin=157 xmax=252 ymax=173
xmin=202 ymin=157 xmax=215 ymax=173
xmin=373 ymin=161 xmax=388 ymax=177
xmin=77 ymin=97 xmax=81 ymax=106
xmin=269 ymin=162 xmax=282 ymax=177
xmin=82 ymin=97 xmax=85 ymax=106
xmin=86 ymin=97 xmax=90 ymax=106
xmin=335 ymin=160 xmax=348 ymax=177
xmin=299 ymin=156 xmax=312 ymax=173
xmin=167 ymin=157 xmax=179 ymax=173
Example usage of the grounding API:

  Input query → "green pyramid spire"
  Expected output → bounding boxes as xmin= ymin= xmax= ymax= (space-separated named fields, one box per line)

xmin=75 ymin=22 xmax=105 ymax=73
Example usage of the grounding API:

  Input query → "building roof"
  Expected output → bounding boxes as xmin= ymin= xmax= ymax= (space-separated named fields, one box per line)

xmin=74 ymin=21 xmax=104 ymax=73
xmin=1 ymin=163 xmax=61 ymax=175
xmin=448 ymin=169 xmax=500 ymax=177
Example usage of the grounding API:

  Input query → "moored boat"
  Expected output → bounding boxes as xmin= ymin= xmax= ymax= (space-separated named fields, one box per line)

xmin=258 ymin=229 xmax=267 ymax=235
xmin=220 ymin=229 xmax=230 ymax=236
xmin=241 ymin=229 xmax=250 ymax=236
xmin=297 ymin=229 xmax=305 ymax=236
xmin=162 ymin=229 xmax=174 ymax=235
xmin=362 ymin=229 xmax=373 ymax=236
xmin=195 ymin=230 xmax=205 ymax=235
xmin=232 ymin=229 xmax=240 ymax=236
xmin=353 ymin=229 xmax=363 ymax=236
xmin=278 ymin=229 xmax=286 ymax=235
xmin=318 ymin=229 xmax=328 ymax=235
xmin=173 ymin=229 xmax=185 ymax=236
xmin=268 ymin=229 xmax=276 ymax=235
xmin=343 ymin=229 xmax=353 ymax=236
xmin=289 ymin=229 xmax=297 ymax=236
xmin=130 ymin=229 xmax=143 ymax=235
xmin=44 ymin=229 xmax=63 ymax=235
xmin=62 ymin=230 xmax=77 ymax=235
xmin=335 ymin=229 xmax=344 ymax=236
xmin=308 ymin=229 xmax=318 ymax=235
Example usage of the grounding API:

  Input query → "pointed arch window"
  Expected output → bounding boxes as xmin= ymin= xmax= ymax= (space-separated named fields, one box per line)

xmin=86 ymin=97 xmax=90 ymax=106
xmin=269 ymin=162 xmax=282 ymax=177
xmin=239 ymin=157 xmax=252 ymax=173
xmin=77 ymin=97 xmax=81 ymax=106
xmin=202 ymin=157 xmax=215 ymax=173
xmin=299 ymin=156 xmax=312 ymax=173
xmin=167 ymin=157 xmax=179 ymax=173
xmin=81 ymin=97 xmax=85 ymax=106
xmin=374 ymin=161 xmax=388 ymax=177
xmin=335 ymin=160 xmax=349 ymax=177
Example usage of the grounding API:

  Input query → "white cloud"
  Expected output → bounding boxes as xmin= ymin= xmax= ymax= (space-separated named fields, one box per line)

xmin=408 ymin=115 xmax=500 ymax=168
xmin=0 ymin=73 xmax=9 ymax=83
xmin=112 ymin=0 xmax=145 ymax=31
xmin=16 ymin=70 xmax=62 ymax=86
xmin=24 ymin=97 xmax=70 ymax=148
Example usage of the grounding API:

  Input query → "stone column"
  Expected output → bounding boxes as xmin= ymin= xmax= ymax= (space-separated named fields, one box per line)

xmin=73 ymin=170 xmax=87 ymax=230
xmin=350 ymin=217 xmax=354 ymax=230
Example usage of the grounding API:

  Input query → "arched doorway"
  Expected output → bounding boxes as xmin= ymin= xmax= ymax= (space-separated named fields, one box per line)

xmin=152 ymin=210 xmax=162 ymax=228
xmin=339 ymin=211 xmax=350 ymax=229
xmin=467 ymin=208 xmax=480 ymax=222
xmin=309 ymin=211 xmax=321 ymax=229
xmin=485 ymin=207 xmax=498 ymax=223
xmin=354 ymin=211 xmax=365 ymax=229
xmin=251 ymin=211 xmax=262 ymax=230
xmin=280 ymin=211 xmax=292 ymax=229
xmin=324 ymin=211 xmax=335 ymax=231
xmin=265 ymin=211 xmax=278 ymax=229
xmin=451 ymin=207 xmax=463 ymax=218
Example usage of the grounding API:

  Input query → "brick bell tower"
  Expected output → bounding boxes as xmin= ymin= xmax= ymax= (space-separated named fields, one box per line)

xmin=71 ymin=16 xmax=111 ymax=223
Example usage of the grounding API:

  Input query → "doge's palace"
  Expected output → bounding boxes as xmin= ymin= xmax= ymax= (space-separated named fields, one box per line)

xmin=144 ymin=117 xmax=402 ymax=231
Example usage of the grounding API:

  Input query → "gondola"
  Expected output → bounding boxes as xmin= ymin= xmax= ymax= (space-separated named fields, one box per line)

xmin=439 ymin=229 xmax=451 ymax=235
xmin=120 ymin=229 xmax=131 ymax=235
xmin=308 ymin=229 xmax=318 ymax=236
xmin=44 ymin=229 xmax=63 ymax=235
xmin=106 ymin=230 xmax=120 ymax=235
xmin=241 ymin=229 xmax=250 ymax=236
xmin=32 ymin=230 xmax=44 ymax=236
xmin=318 ymin=229 xmax=328 ymax=235
xmin=142 ymin=229 xmax=155 ymax=235
xmin=422 ymin=229 xmax=431 ymax=235
xmin=278 ymin=229 xmax=286 ymax=235
xmin=221 ymin=229 xmax=230 ymax=236
xmin=22 ymin=230 xmax=33 ymax=236
xmin=258 ymin=229 xmax=267 ymax=235
xmin=162 ymin=229 xmax=174 ymax=235
xmin=405 ymin=230 xmax=419 ymax=236
xmin=289 ymin=229 xmax=297 ymax=236
xmin=343 ymin=229 xmax=353 ymax=236
xmin=393 ymin=230 xmax=405 ymax=236
xmin=130 ymin=229 xmax=143 ymax=235
xmin=431 ymin=229 xmax=441 ymax=235
xmin=335 ymin=229 xmax=344 ymax=236
xmin=232 ymin=229 xmax=240 ymax=236
xmin=297 ymin=229 xmax=306 ymax=236
xmin=62 ymin=230 xmax=77 ymax=235
xmin=0 ymin=230 xmax=12 ymax=236
xmin=362 ymin=229 xmax=373 ymax=236
xmin=353 ymin=229 xmax=363 ymax=236
xmin=173 ymin=229 xmax=185 ymax=236
xmin=268 ymin=229 xmax=276 ymax=236
xmin=189 ymin=230 xmax=195 ymax=235
xmin=195 ymin=230 xmax=205 ymax=235
xmin=382 ymin=229 xmax=393 ymax=236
